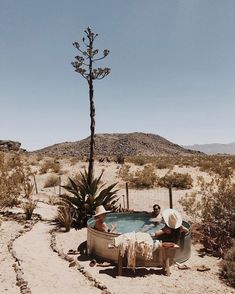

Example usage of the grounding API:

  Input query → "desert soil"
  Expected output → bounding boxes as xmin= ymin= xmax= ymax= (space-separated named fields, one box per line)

xmin=0 ymin=160 xmax=234 ymax=294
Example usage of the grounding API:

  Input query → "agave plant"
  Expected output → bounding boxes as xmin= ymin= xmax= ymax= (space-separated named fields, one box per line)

xmin=61 ymin=170 xmax=119 ymax=227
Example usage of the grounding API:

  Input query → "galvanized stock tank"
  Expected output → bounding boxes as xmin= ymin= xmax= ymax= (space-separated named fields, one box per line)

xmin=87 ymin=212 xmax=191 ymax=266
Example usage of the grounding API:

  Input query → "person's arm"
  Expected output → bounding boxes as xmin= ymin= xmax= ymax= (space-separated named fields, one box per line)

xmin=180 ymin=225 xmax=189 ymax=234
xmin=109 ymin=223 xmax=117 ymax=233
xmin=151 ymin=226 xmax=172 ymax=237
xmin=155 ymin=229 xmax=164 ymax=237
xmin=103 ymin=222 xmax=110 ymax=232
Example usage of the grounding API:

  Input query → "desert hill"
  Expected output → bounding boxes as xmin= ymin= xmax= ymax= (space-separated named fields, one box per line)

xmin=33 ymin=132 xmax=201 ymax=157
xmin=184 ymin=142 xmax=235 ymax=155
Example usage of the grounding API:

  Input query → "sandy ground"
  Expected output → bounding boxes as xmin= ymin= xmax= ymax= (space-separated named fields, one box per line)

xmin=0 ymin=160 xmax=234 ymax=294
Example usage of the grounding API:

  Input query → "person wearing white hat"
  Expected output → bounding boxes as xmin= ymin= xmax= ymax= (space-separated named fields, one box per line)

xmin=94 ymin=205 xmax=117 ymax=233
xmin=152 ymin=208 xmax=188 ymax=239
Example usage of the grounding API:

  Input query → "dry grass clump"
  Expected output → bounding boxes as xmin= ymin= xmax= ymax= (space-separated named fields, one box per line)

xmin=44 ymin=174 xmax=60 ymax=188
xmin=54 ymin=201 xmax=74 ymax=232
xmin=21 ymin=199 xmax=38 ymax=220
xmin=39 ymin=159 xmax=61 ymax=174
xmin=118 ymin=164 xmax=157 ymax=189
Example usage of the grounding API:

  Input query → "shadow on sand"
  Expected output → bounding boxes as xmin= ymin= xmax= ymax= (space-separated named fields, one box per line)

xmin=99 ymin=266 xmax=166 ymax=278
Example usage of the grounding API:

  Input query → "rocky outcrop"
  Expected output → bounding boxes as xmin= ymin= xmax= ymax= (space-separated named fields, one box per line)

xmin=0 ymin=140 xmax=21 ymax=152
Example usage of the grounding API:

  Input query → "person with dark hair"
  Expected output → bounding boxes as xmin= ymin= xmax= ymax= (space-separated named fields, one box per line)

xmin=152 ymin=208 xmax=188 ymax=242
xmin=151 ymin=204 xmax=161 ymax=221
xmin=141 ymin=204 xmax=162 ymax=232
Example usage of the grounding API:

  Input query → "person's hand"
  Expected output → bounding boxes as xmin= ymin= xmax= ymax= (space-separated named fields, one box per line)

xmin=111 ymin=223 xmax=117 ymax=229
xmin=110 ymin=223 xmax=117 ymax=233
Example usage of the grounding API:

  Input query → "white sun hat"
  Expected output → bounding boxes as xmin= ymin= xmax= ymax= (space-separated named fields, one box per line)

xmin=94 ymin=205 xmax=110 ymax=217
xmin=162 ymin=208 xmax=182 ymax=229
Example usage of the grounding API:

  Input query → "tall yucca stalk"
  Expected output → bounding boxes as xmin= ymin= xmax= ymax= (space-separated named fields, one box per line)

xmin=71 ymin=27 xmax=110 ymax=186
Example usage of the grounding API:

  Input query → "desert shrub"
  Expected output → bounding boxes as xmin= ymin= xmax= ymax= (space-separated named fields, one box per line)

xmin=158 ymin=172 xmax=193 ymax=189
xmin=0 ymin=152 xmax=31 ymax=208
xmin=130 ymin=165 xmax=157 ymax=189
xmin=44 ymin=174 xmax=60 ymax=188
xmin=117 ymin=164 xmax=132 ymax=182
xmin=54 ymin=201 xmax=74 ymax=232
xmin=61 ymin=170 xmax=119 ymax=227
xmin=180 ymin=175 xmax=235 ymax=256
xmin=126 ymin=156 xmax=151 ymax=166
xmin=22 ymin=200 xmax=38 ymax=220
xmin=69 ymin=157 xmax=80 ymax=166
xmin=39 ymin=159 xmax=61 ymax=174
xmin=155 ymin=158 xmax=174 ymax=170
xmin=36 ymin=153 xmax=44 ymax=162
xmin=115 ymin=154 xmax=125 ymax=164
xmin=118 ymin=164 xmax=157 ymax=189
xmin=198 ymin=155 xmax=235 ymax=178
xmin=220 ymin=246 xmax=235 ymax=287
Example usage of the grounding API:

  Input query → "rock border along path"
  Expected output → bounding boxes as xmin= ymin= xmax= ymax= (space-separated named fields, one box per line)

xmin=0 ymin=219 xmax=23 ymax=294
xmin=13 ymin=221 xmax=102 ymax=294
xmin=0 ymin=213 xmax=39 ymax=294
xmin=50 ymin=228 xmax=112 ymax=294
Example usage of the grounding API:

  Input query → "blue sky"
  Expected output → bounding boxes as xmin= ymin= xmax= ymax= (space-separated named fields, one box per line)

xmin=0 ymin=0 xmax=235 ymax=151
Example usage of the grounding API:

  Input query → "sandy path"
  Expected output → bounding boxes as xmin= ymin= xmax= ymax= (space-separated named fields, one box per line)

xmin=0 ymin=221 xmax=22 ymax=294
xmin=13 ymin=222 xmax=100 ymax=294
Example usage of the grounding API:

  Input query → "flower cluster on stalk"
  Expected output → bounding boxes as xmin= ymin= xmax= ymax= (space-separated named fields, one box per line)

xmin=71 ymin=27 xmax=110 ymax=81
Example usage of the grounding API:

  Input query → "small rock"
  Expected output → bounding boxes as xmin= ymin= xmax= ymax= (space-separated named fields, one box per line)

xmin=69 ymin=261 xmax=77 ymax=267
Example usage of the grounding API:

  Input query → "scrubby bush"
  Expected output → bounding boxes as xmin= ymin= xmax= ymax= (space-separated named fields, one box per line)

xmin=180 ymin=175 xmax=235 ymax=257
xmin=0 ymin=152 xmax=31 ymax=208
xmin=126 ymin=156 xmax=151 ymax=166
xmin=115 ymin=154 xmax=125 ymax=164
xmin=130 ymin=165 xmax=157 ymax=189
xmin=117 ymin=164 xmax=132 ymax=182
xmin=158 ymin=172 xmax=193 ymax=189
xmin=198 ymin=155 xmax=235 ymax=177
xmin=118 ymin=164 xmax=157 ymax=189
xmin=155 ymin=158 xmax=174 ymax=170
xmin=39 ymin=159 xmax=61 ymax=174
xmin=44 ymin=174 xmax=60 ymax=188
xmin=220 ymin=246 xmax=235 ymax=287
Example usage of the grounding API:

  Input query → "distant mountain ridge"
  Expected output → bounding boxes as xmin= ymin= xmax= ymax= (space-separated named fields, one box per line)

xmin=184 ymin=142 xmax=235 ymax=155
xmin=34 ymin=132 xmax=201 ymax=157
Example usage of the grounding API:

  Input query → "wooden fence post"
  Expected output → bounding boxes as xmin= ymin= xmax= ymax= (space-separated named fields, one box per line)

xmin=126 ymin=182 xmax=129 ymax=209
xmin=33 ymin=174 xmax=38 ymax=194
xmin=169 ymin=186 xmax=173 ymax=209
xmin=59 ymin=176 xmax=61 ymax=196
xmin=122 ymin=195 xmax=125 ymax=209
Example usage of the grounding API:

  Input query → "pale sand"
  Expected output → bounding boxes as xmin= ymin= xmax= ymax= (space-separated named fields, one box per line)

xmin=0 ymin=160 xmax=234 ymax=294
